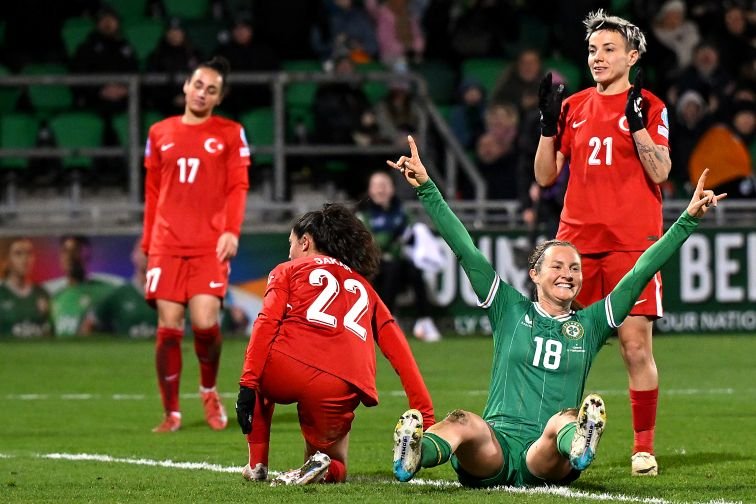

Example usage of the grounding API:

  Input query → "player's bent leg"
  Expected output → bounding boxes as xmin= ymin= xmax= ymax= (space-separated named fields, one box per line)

xmin=524 ymin=409 xmax=577 ymax=480
xmin=569 ymin=394 xmax=607 ymax=471
xmin=618 ymin=316 xmax=659 ymax=475
xmin=393 ymin=409 xmax=424 ymax=482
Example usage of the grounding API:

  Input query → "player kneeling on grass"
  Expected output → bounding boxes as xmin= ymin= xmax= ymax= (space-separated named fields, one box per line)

xmin=235 ymin=203 xmax=435 ymax=485
xmin=389 ymin=136 xmax=724 ymax=487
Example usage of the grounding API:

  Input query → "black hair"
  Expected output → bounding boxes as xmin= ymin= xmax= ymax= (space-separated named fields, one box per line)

xmin=193 ymin=56 xmax=231 ymax=95
xmin=292 ymin=203 xmax=381 ymax=279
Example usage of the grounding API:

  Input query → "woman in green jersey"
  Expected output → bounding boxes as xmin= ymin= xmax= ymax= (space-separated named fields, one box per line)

xmin=388 ymin=135 xmax=724 ymax=487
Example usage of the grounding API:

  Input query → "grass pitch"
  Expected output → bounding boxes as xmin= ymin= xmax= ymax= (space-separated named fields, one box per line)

xmin=1 ymin=334 xmax=754 ymax=503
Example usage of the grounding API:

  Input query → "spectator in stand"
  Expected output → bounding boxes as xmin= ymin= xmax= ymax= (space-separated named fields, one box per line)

xmin=71 ymin=6 xmax=138 ymax=114
xmin=668 ymin=42 xmax=735 ymax=118
xmin=475 ymin=103 xmax=519 ymax=200
xmin=81 ymin=239 xmax=156 ymax=339
xmin=447 ymin=0 xmax=518 ymax=61
xmin=0 ymin=238 xmax=51 ymax=339
xmin=214 ymin=14 xmax=280 ymax=112
xmin=716 ymin=4 xmax=756 ymax=82
xmin=356 ymin=170 xmax=441 ymax=342
xmin=449 ymin=80 xmax=487 ymax=151
xmin=51 ymin=235 xmax=115 ymax=338
xmin=366 ymin=0 xmax=425 ymax=70
xmin=649 ymin=0 xmax=701 ymax=85
xmin=312 ymin=54 xmax=381 ymax=197
xmin=375 ymin=80 xmax=422 ymax=146
xmin=312 ymin=0 xmax=379 ymax=63
xmin=146 ymin=18 xmax=202 ymax=117
xmin=689 ymin=98 xmax=755 ymax=198
xmin=491 ymin=48 xmax=545 ymax=114
xmin=669 ymin=90 xmax=711 ymax=195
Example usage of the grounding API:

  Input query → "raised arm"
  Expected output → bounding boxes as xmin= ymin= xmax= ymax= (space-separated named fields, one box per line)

xmin=625 ymin=71 xmax=671 ymax=184
xmin=388 ymin=136 xmax=498 ymax=304
xmin=605 ymin=169 xmax=725 ymax=327
xmin=534 ymin=73 xmax=567 ymax=187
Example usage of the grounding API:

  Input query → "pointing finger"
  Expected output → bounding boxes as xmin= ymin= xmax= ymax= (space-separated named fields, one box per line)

xmin=408 ymin=135 xmax=419 ymax=159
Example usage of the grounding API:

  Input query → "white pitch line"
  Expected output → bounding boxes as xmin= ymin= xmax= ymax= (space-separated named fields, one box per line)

xmin=0 ymin=452 xmax=729 ymax=504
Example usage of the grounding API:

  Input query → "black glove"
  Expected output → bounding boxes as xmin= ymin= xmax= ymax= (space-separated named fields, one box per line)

xmin=235 ymin=386 xmax=255 ymax=434
xmin=625 ymin=69 xmax=645 ymax=133
xmin=538 ymin=72 xmax=565 ymax=137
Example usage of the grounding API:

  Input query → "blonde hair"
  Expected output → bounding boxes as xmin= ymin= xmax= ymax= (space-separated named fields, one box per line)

xmin=584 ymin=9 xmax=647 ymax=55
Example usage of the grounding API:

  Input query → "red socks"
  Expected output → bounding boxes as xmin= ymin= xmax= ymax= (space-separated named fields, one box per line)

xmin=155 ymin=327 xmax=183 ymax=413
xmin=324 ymin=459 xmax=346 ymax=483
xmin=630 ymin=388 xmax=658 ymax=454
xmin=247 ymin=394 xmax=275 ymax=466
xmin=193 ymin=324 xmax=222 ymax=389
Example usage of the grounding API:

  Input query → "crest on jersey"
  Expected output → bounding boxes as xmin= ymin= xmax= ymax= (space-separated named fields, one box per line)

xmin=204 ymin=137 xmax=224 ymax=153
xmin=561 ymin=320 xmax=584 ymax=340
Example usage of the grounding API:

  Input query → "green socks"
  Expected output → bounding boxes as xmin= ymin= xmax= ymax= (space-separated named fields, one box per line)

xmin=420 ymin=432 xmax=452 ymax=468
xmin=557 ymin=422 xmax=577 ymax=458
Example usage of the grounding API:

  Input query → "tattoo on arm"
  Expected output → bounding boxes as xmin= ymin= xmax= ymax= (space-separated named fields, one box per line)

xmin=636 ymin=143 xmax=661 ymax=178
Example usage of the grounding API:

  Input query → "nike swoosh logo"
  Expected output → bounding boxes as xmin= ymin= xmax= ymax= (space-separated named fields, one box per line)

xmin=161 ymin=143 xmax=175 ymax=152
xmin=209 ymin=281 xmax=224 ymax=288
xmin=572 ymin=119 xmax=587 ymax=128
xmin=634 ymin=299 xmax=647 ymax=306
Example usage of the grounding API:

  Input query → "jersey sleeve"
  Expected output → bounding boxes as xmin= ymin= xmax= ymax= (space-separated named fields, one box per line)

xmin=239 ymin=265 xmax=289 ymax=390
xmin=373 ymin=296 xmax=435 ymax=429
xmin=604 ymin=211 xmax=699 ymax=328
xmin=643 ymin=93 xmax=670 ymax=148
xmin=142 ymin=127 xmax=162 ymax=254
xmin=415 ymin=180 xmax=518 ymax=308
xmin=224 ymin=124 xmax=251 ymax=237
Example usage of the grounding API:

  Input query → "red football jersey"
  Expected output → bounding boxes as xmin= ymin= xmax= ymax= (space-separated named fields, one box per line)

xmin=555 ymin=87 xmax=669 ymax=253
xmin=240 ymin=255 xmax=433 ymax=419
xmin=142 ymin=116 xmax=250 ymax=256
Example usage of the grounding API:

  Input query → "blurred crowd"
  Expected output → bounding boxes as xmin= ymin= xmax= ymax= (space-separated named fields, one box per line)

xmin=0 ymin=0 xmax=754 ymax=209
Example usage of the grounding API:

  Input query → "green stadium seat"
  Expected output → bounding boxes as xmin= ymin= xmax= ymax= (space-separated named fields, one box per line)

xmin=183 ymin=19 xmax=223 ymax=57
xmin=0 ymin=114 xmax=39 ymax=170
xmin=48 ymin=112 xmax=105 ymax=169
xmin=543 ymin=57 xmax=583 ymax=92
xmin=281 ymin=60 xmax=323 ymax=72
xmin=111 ymin=0 xmax=149 ymax=22
xmin=411 ymin=60 xmax=457 ymax=105
xmin=62 ymin=18 xmax=95 ymax=58
xmin=0 ymin=65 xmax=21 ymax=114
xmin=21 ymin=64 xmax=74 ymax=119
xmin=354 ymin=61 xmax=388 ymax=103
xmin=240 ymin=108 xmax=275 ymax=165
xmin=162 ymin=0 xmax=209 ymax=20
xmin=461 ymin=58 xmax=510 ymax=94
xmin=124 ymin=19 xmax=164 ymax=69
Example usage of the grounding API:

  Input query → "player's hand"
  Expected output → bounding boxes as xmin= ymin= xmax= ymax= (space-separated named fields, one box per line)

xmin=235 ymin=386 xmax=255 ymax=435
xmin=217 ymin=232 xmax=239 ymax=261
xmin=538 ymin=72 xmax=564 ymax=137
xmin=386 ymin=135 xmax=429 ymax=188
xmin=687 ymin=168 xmax=726 ymax=218
xmin=625 ymin=69 xmax=645 ymax=133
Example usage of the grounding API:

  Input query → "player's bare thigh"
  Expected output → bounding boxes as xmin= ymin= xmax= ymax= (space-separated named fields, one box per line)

xmin=156 ymin=299 xmax=185 ymax=330
xmin=188 ymin=294 xmax=221 ymax=329
xmin=428 ymin=410 xmax=504 ymax=479
xmin=525 ymin=409 xmax=575 ymax=480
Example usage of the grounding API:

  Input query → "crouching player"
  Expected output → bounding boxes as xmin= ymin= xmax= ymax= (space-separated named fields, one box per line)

xmin=389 ymin=136 xmax=724 ymax=487
xmin=235 ymin=203 xmax=435 ymax=484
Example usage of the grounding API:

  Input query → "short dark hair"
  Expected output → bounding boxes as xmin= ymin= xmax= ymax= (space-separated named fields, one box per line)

xmin=192 ymin=56 xmax=231 ymax=95
xmin=292 ymin=203 xmax=381 ymax=279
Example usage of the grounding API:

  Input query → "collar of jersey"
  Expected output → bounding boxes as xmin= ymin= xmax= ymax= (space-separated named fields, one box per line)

xmin=533 ymin=302 xmax=574 ymax=322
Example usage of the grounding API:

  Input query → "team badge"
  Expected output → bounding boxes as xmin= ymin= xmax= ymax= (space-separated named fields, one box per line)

xmin=204 ymin=137 xmax=224 ymax=153
xmin=561 ymin=320 xmax=584 ymax=340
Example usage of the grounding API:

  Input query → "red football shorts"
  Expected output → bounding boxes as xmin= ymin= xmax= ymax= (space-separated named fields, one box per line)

xmin=259 ymin=349 xmax=361 ymax=450
xmin=577 ymin=250 xmax=663 ymax=318
xmin=145 ymin=254 xmax=229 ymax=305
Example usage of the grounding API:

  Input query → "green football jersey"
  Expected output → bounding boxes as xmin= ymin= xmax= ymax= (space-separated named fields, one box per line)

xmin=52 ymin=279 xmax=116 ymax=338
xmin=92 ymin=281 xmax=156 ymax=339
xmin=416 ymin=180 xmax=699 ymax=439
xmin=0 ymin=283 xmax=52 ymax=338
